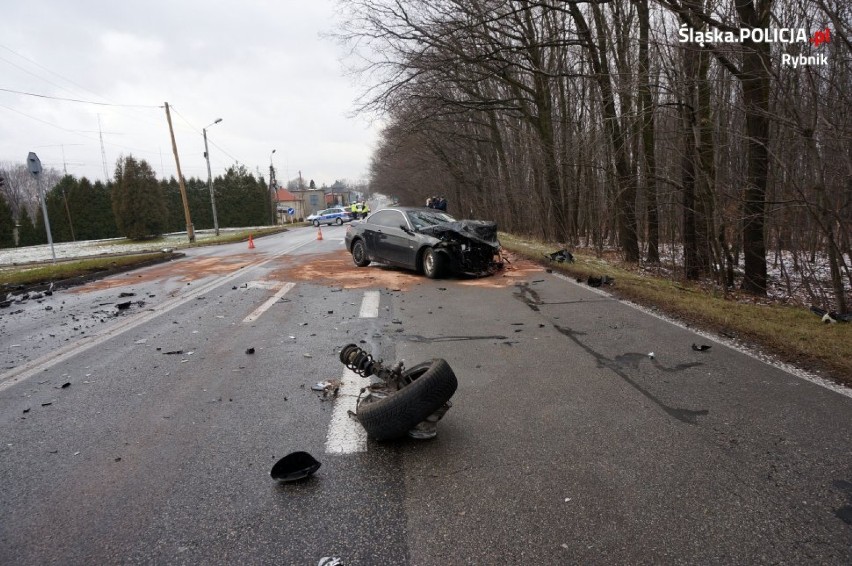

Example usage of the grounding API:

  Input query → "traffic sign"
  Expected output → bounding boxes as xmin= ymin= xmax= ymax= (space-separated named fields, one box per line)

xmin=287 ymin=207 xmax=295 ymax=215
xmin=27 ymin=152 xmax=42 ymax=176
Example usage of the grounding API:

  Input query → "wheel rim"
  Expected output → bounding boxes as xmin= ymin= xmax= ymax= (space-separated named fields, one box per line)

xmin=424 ymin=251 xmax=434 ymax=273
xmin=353 ymin=243 xmax=364 ymax=263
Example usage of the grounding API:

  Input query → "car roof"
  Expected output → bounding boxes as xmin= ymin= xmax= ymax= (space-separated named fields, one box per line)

xmin=374 ymin=206 xmax=441 ymax=213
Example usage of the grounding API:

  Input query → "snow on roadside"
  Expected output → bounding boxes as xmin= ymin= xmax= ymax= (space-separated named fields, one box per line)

xmin=0 ymin=229 xmax=260 ymax=266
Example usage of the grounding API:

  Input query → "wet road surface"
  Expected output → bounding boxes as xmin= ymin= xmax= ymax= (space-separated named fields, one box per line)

xmin=1 ymin=225 xmax=850 ymax=564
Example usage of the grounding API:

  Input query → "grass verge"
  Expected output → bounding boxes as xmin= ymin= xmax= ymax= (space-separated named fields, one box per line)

xmin=0 ymin=252 xmax=177 ymax=289
xmin=0 ymin=226 xmax=291 ymax=289
xmin=500 ymin=232 xmax=852 ymax=387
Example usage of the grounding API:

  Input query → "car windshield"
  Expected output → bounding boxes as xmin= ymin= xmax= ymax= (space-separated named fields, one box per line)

xmin=407 ymin=210 xmax=456 ymax=230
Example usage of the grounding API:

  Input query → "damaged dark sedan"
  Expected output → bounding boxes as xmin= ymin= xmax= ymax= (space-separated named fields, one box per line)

xmin=344 ymin=207 xmax=502 ymax=278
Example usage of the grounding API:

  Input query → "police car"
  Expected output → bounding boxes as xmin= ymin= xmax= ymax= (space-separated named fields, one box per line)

xmin=306 ymin=207 xmax=354 ymax=227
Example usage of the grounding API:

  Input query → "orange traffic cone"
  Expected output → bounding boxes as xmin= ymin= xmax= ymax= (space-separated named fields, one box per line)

xmin=248 ymin=234 xmax=255 ymax=249
xmin=317 ymin=227 xmax=323 ymax=241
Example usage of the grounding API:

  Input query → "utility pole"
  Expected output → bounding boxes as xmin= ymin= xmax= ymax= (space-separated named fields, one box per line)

xmin=203 ymin=118 xmax=222 ymax=237
xmin=164 ymin=102 xmax=195 ymax=243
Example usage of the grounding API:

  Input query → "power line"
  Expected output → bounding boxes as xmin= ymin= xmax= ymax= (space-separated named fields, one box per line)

xmin=0 ymin=87 xmax=161 ymax=108
xmin=0 ymin=103 xmax=163 ymax=157
xmin=169 ymin=105 xmax=245 ymax=166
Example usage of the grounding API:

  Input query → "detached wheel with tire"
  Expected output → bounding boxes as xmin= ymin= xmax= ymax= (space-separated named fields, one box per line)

xmin=357 ymin=359 xmax=458 ymax=441
xmin=351 ymin=239 xmax=371 ymax=267
xmin=422 ymin=247 xmax=446 ymax=279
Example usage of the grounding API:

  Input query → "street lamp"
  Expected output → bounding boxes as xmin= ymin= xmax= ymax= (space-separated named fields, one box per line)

xmin=269 ymin=149 xmax=277 ymax=225
xmin=203 ymin=118 xmax=223 ymax=236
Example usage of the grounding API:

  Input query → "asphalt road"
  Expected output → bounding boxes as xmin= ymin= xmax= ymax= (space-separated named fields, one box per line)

xmin=1 ymin=225 xmax=850 ymax=565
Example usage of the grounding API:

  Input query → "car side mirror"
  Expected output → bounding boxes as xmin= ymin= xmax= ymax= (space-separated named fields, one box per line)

xmin=400 ymin=224 xmax=413 ymax=234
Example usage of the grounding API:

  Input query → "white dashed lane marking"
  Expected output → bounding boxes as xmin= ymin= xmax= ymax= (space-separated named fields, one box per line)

xmin=324 ymin=290 xmax=380 ymax=454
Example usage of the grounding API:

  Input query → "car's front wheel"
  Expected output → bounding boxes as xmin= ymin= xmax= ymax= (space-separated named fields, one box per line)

xmin=422 ymin=247 xmax=446 ymax=279
xmin=352 ymin=239 xmax=371 ymax=267
xmin=312 ymin=220 xmax=320 ymax=227
xmin=335 ymin=217 xmax=343 ymax=225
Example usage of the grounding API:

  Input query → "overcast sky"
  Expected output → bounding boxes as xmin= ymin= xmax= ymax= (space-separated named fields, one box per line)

xmin=0 ymin=0 xmax=379 ymax=187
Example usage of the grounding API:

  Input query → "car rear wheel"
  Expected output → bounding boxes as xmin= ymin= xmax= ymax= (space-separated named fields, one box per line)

xmin=352 ymin=239 xmax=371 ymax=267
xmin=422 ymin=247 xmax=446 ymax=279
xmin=335 ymin=217 xmax=343 ymax=225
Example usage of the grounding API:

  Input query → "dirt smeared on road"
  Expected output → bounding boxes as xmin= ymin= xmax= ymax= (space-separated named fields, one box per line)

xmin=67 ymin=253 xmax=263 ymax=292
xmin=266 ymin=250 xmax=543 ymax=290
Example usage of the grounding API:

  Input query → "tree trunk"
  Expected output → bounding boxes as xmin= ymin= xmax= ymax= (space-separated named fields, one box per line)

xmin=636 ymin=0 xmax=659 ymax=263
xmin=737 ymin=0 xmax=771 ymax=295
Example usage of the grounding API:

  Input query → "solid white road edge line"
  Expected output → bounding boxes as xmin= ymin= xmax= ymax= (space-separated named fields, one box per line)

xmin=551 ymin=272 xmax=852 ymax=400
xmin=325 ymin=290 xmax=379 ymax=454
xmin=242 ymin=282 xmax=295 ymax=324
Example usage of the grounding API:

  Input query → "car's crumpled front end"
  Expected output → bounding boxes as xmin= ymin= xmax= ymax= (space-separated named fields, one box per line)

xmin=418 ymin=220 xmax=503 ymax=276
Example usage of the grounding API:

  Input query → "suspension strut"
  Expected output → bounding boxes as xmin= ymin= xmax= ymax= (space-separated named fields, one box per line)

xmin=339 ymin=344 xmax=381 ymax=377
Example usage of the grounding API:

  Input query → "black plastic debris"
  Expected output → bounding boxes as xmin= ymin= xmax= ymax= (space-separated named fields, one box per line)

xmin=246 ymin=347 xmax=255 ymax=355
xmin=162 ymin=350 xmax=183 ymax=355
xmin=545 ymin=249 xmax=575 ymax=263
xmin=692 ymin=344 xmax=711 ymax=352
xmin=318 ymin=558 xmax=344 ymax=566
xmin=809 ymin=305 xmax=851 ymax=323
xmin=118 ymin=292 xmax=136 ymax=298
xmin=116 ymin=301 xmax=132 ymax=310
xmin=61 ymin=382 xmax=71 ymax=388
xmin=587 ymin=275 xmax=614 ymax=287
xmin=270 ymin=451 xmax=321 ymax=482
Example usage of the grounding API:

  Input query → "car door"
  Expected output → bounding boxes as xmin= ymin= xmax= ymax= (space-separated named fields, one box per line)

xmin=366 ymin=210 xmax=416 ymax=267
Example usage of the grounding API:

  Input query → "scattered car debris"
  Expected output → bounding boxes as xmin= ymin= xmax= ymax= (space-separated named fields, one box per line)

xmin=61 ymin=382 xmax=70 ymax=388
xmin=317 ymin=558 xmax=344 ymax=566
xmin=246 ymin=347 xmax=255 ymax=355
xmin=162 ymin=350 xmax=184 ymax=355
xmin=692 ymin=344 xmax=711 ymax=352
xmin=311 ymin=379 xmax=342 ymax=397
xmin=116 ymin=301 xmax=132 ymax=310
xmin=270 ymin=451 xmax=321 ymax=482
xmin=648 ymin=352 xmax=655 ymax=359
xmin=587 ymin=275 xmax=615 ymax=288
xmin=545 ymin=249 xmax=575 ymax=263
xmin=118 ymin=292 xmax=136 ymax=298
xmin=810 ymin=305 xmax=851 ymax=323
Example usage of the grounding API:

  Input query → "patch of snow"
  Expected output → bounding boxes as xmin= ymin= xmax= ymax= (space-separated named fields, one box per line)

xmin=0 ymin=228 xmax=264 ymax=266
